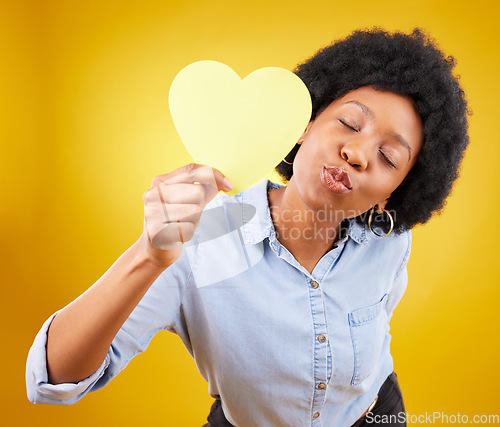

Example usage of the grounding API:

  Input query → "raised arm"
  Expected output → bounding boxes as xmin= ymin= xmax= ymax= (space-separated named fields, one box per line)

xmin=43 ymin=164 xmax=233 ymax=385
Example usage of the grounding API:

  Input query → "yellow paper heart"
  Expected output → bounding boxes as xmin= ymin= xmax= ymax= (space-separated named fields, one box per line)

xmin=168 ymin=60 xmax=312 ymax=195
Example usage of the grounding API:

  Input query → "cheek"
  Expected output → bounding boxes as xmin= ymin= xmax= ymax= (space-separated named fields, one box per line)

xmin=364 ymin=173 xmax=406 ymax=203
xmin=294 ymin=142 xmax=323 ymax=174
xmin=356 ymin=174 xmax=401 ymax=203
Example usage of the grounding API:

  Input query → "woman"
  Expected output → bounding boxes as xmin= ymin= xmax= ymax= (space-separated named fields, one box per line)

xmin=26 ymin=28 xmax=469 ymax=426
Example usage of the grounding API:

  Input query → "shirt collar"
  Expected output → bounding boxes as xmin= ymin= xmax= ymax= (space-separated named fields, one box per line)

xmin=237 ymin=178 xmax=370 ymax=246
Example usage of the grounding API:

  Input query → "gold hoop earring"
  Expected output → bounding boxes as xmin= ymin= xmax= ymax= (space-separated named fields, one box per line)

xmin=368 ymin=206 xmax=394 ymax=237
xmin=282 ymin=158 xmax=293 ymax=165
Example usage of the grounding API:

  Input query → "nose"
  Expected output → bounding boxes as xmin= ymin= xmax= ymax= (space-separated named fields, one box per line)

xmin=340 ymin=140 xmax=368 ymax=171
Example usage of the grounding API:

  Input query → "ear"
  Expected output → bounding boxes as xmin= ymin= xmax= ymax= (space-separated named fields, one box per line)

xmin=297 ymin=121 xmax=314 ymax=145
xmin=375 ymin=199 xmax=390 ymax=214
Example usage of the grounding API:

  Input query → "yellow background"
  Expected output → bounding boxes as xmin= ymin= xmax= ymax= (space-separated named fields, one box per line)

xmin=2 ymin=0 xmax=499 ymax=425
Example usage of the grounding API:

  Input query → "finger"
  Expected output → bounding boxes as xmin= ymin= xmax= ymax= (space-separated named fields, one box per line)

xmin=151 ymin=163 xmax=232 ymax=193
xmin=143 ymin=183 xmax=204 ymax=217
xmin=144 ymin=197 xmax=202 ymax=226
xmin=148 ymin=163 xmax=199 ymax=187
xmin=154 ymin=182 xmax=207 ymax=205
xmin=144 ymin=201 xmax=198 ymax=245
xmin=143 ymin=184 xmax=205 ymax=218
xmin=148 ymin=202 xmax=203 ymax=225
xmin=164 ymin=165 xmax=231 ymax=202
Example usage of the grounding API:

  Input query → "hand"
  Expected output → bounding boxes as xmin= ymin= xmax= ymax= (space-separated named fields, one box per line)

xmin=139 ymin=163 xmax=233 ymax=268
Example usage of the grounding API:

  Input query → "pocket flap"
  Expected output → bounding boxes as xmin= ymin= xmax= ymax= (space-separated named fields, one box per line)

xmin=349 ymin=293 xmax=388 ymax=326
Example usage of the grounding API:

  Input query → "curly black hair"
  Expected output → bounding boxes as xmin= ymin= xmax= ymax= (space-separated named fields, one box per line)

xmin=275 ymin=27 xmax=470 ymax=234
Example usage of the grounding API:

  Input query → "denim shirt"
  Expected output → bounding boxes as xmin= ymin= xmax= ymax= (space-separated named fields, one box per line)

xmin=26 ymin=178 xmax=411 ymax=427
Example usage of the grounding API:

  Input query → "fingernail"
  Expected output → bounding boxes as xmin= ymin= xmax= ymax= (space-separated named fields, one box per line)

xmin=223 ymin=177 xmax=233 ymax=190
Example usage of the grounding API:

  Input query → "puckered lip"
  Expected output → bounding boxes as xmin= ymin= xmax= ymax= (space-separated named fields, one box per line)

xmin=323 ymin=164 xmax=352 ymax=190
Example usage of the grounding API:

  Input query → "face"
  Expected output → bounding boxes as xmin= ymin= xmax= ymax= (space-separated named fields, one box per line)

xmin=291 ymin=86 xmax=423 ymax=219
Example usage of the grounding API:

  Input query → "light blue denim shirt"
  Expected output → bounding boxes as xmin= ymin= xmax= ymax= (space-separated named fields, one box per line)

xmin=26 ymin=178 xmax=411 ymax=426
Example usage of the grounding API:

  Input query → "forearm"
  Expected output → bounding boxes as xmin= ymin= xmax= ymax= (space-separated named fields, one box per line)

xmin=46 ymin=237 xmax=170 ymax=385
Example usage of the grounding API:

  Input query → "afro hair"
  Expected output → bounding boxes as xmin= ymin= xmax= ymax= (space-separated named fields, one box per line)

xmin=275 ymin=27 xmax=471 ymax=233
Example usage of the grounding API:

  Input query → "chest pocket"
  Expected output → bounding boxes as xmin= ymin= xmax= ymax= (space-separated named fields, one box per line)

xmin=348 ymin=293 xmax=389 ymax=385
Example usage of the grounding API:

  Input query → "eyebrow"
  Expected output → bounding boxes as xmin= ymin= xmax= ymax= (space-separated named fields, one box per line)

xmin=343 ymin=100 xmax=412 ymax=162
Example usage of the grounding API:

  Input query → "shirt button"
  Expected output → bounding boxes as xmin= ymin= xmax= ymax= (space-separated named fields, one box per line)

xmin=317 ymin=334 xmax=326 ymax=343
xmin=317 ymin=382 xmax=326 ymax=390
xmin=310 ymin=281 xmax=319 ymax=289
xmin=313 ymin=412 xmax=320 ymax=419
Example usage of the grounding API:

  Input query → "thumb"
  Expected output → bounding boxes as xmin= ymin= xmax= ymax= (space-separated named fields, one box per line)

xmin=211 ymin=168 xmax=233 ymax=192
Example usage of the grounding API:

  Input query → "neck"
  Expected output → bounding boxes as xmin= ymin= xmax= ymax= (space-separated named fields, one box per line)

xmin=267 ymin=178 xmax=345 ymax=267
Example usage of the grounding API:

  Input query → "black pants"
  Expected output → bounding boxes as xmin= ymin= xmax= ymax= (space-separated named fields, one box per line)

xmin=351 ymin=371 xmax=406 ymax=427
xmin=204 ymin=371 xmax=406 ymax=427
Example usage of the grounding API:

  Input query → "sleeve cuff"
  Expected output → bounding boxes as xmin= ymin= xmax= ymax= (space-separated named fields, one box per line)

xmin=26 ymin=312 xmax=111 ymax=405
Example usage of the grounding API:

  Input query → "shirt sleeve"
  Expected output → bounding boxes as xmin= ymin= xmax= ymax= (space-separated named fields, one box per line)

xmin=25 ymin=241 xmax=196 ymax=405
xmin=385 ymin=230 xmax=412 ymax=323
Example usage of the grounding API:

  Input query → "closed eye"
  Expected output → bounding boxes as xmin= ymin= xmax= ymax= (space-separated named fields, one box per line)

xmin=339 ymin=118 xmax=398 ymax=168
xmin=379 ymin=150 xmax=397 ymax=168
xmin=338 ymin=119 xmax=358 ymax=132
